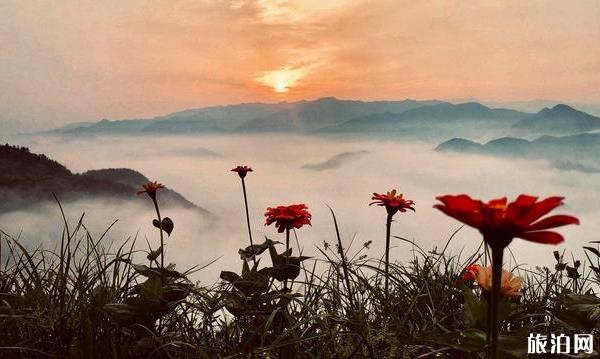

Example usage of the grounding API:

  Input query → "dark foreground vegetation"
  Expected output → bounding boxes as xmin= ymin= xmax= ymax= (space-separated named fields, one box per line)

xmin=0 ymin=169 xmax=598 ymax=358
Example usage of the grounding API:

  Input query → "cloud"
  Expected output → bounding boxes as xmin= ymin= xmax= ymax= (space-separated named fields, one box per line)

xmin=3 ymin=134 xmax=598 ymax=283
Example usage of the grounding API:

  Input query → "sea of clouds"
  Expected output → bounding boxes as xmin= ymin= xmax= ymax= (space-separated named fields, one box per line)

xmin=1 ymin=133 xmax=598 ymax=284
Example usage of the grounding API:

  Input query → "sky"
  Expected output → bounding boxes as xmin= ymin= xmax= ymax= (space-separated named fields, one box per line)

xmin=2 ymin=0 xmax=600 ymax=130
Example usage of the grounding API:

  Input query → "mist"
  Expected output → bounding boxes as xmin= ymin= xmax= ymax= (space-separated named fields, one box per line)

xmin=2 ymin=133 xmax=598 ymax=283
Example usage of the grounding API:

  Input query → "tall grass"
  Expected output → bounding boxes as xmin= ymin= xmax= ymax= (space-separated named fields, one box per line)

xmin=0 ymin=203 xmax=598 ymax=358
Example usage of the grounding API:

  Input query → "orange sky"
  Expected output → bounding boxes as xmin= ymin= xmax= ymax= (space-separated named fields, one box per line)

xmin=2 ymin=0 xmax=600 ymax=127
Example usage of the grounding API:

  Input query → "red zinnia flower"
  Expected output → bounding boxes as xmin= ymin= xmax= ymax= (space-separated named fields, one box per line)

xmin=137 ymin=181 xmax=165 ymax=198
xmin=461 ymin=264 xmax=481 ymax=282
xmin=231 ymin=165 xmax=253 ymax=179
xmin=434 ymin=194 xmax=579 ymax=247
xmin=264 ymin=204 xmax=312 ymax=233
xmin=370 ymin=190 xmax=415 ymax=216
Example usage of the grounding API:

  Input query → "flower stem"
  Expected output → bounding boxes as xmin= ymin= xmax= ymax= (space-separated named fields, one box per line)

xmin=384 ymin=213 xmax=392 ymax=303
xmin=151 ymin=195 xmax=165 ymax=334
xmin=241 ymin=177 xmax=256 ymax=266
xmin=151 ymin=197 xmax=165 ymax=272
xmin=284 ymin=228 xmax=290 ymax=290
xmin=488 ymin=245 xmax=504 ymax=359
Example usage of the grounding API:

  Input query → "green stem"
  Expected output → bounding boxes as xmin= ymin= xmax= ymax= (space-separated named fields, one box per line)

xmin=241 ymin=177 xmax=256 ymax=266
xmin=385 ymin=213 xmax=392 ymax=303
xmin=284 ymin=228 xmax=290 ymax=290
xmin=151 ymin=195 xmax=165 ymax=334
xmin=488 ymin=245 xmax=504 ymax=359
xmin=152 ymin=197 xmax=165 ymax=272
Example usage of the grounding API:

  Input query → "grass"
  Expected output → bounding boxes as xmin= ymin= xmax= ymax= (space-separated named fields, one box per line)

xmin=0 ymin=201 xmax=599 ymax=358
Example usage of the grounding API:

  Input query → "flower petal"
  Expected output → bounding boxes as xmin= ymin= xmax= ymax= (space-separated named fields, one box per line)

xmin=522 ymin=196 xmax=565 ymax=223
xmin=436 ymin=195 xmax=482 ymax=212
xmin=528 ymin=215 xmax=580 ymax=231
xmin=433 ymin=204 xmax=484 ymax=229
xmin=517 ymin=231 xmax=565 ymax=244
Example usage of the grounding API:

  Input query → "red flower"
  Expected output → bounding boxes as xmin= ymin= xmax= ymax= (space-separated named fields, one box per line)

xmin=231 ymin=165 xmax=253 ymax=179
xmin=461 ymin=264 xmax=481 ymax=282
xmin=264 ymin=204 xmax=312 ymax=233
xmin=136 ymin=181 xmax=165 ymax=198
xmin=434 ymin=194 xmax=579 ymax=247
xmin=370 ymin=190 xmax=415 ymax=216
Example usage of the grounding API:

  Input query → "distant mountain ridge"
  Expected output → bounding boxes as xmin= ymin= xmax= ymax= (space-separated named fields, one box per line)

xmin=513 ymin=104 xmax=600 ymax=135
xmin=435 ymin=132 xmax=600 ymax=172
xmin=53 ymin=97 xmax=445 ymax=135
xmin=0 ymin=144 xmax=212 ymax=216
xmin=318 ymin=102 xmax=528 ymax=133
xmin=48 ymin=97 xmax=600 ymax=139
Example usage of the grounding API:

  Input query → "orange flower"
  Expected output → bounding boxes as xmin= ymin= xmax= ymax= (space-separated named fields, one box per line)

xmin=264 ymin=204 xmax=312 ymax=233
xmin=137 ymin=181 xmax=165 ymax=199
xmin=370 ymin=190 xmax=415 ymax=216
xmin=231 ymin=165 xmax=253 ymax=179
xmin=461 ymin=264 xmax=481 ymax=282
xmin=474 ymin=266 xmax=523 ymax=297
xmin=434 ymin=194 xmax=579 ymax=248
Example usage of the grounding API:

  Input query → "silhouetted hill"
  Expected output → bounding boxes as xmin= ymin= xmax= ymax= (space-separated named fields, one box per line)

xmin=513 ymin=104 xmax=600 ymax=135
xmin=300 ymin=151 xmax=369 ymax=171
xmin=0 ymin=144 xmax=212 ymax=216
xmin=317 ymin=102 xmax=529 ymax=139
xmin=435 ymin=133 xmax=600 ymax=172
xmin=53 ymin=97 xmax=444 ymax=135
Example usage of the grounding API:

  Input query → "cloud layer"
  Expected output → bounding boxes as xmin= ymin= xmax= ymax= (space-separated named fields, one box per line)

xmin=3 ymin=134 xmax=598 ymax=283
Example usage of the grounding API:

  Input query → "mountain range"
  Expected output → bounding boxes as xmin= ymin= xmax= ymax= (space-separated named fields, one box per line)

xmin=435 ymin=132 xmax=600 ymax=172
xmin=48 ymin=98 xmax=600 ymax=140
xmin=55 ymin=97 xmax=442 ymax=135
xmin=0 ymin=144 xmax=213 ymax=216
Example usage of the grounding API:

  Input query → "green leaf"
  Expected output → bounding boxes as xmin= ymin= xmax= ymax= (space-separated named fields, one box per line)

xmin=152 ymin=217 xmax=174 ymax=236
xmin=132 ymin=264 xmax=186 ymax=279
xmin=583 ymin=246 xmax=600 ymax=258
xmin=460 ymin=282 xmax=485 ymax=329
xmin=139 ymin=275 xmax=163 ymax=302
xmin=147 ymin=246 xmax=163 ymax=261
xmin=220 ymin=271 xmax=240 ymax=283
xmin=103 ymin=303 xmax=138 ymax=323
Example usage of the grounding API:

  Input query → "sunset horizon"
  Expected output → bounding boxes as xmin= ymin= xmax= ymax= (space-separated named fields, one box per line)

xmin=3 ymin=0 xmax=600 ymax=130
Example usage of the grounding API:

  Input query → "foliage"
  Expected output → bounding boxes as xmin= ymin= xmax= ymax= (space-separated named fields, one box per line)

xmin=0 ymin=202 xmax=598 ymax=357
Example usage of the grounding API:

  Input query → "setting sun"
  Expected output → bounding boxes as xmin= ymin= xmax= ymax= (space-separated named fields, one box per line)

xmin=255 ymin=66 xmax=307 ymax=93
xmin=274 ymin=77 xmax=289 ymax=93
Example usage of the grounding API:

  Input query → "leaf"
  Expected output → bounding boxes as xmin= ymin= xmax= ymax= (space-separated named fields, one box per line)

xmin=220 ymin=271 xmax=240 ymax=283
xmin=139 ymin=275 xmax=164 ymax=302
xmin=554 ymin=308 xmax=593 ymax=331
xmin=497 ymin=333 xmax=531 ymax=358
xmin=583 ymin=246 xmax=600 ymax=258
xmin=161 ymin=217 xmax=174 ymax=236
xmin=103 ymin=303 xmax=138 ymax=323
xmin=147 ymin=246 xmax=163 ymax=261
xmin=238 ymin=239 xmax=278 ymax=260
xmin=460 ymin=282 xmax=486 ymax=329
xmin=152 ymin=217 xmax=174 ymax=236
xmin=163 ymin=282 xmax=192 ymax=302
xmin=267 ymin=255 xmax=311 ymax=282
xmin=132 ymin=264 xmax=186 ymax=279
xmin=242 ymin=259 xmax=250 ymax=275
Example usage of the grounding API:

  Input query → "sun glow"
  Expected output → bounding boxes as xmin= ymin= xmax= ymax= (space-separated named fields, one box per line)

xmin=255 ymin=67 xmax=307 ymax=93
xmin=274 ymin=76 xmax=289 ymax=93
